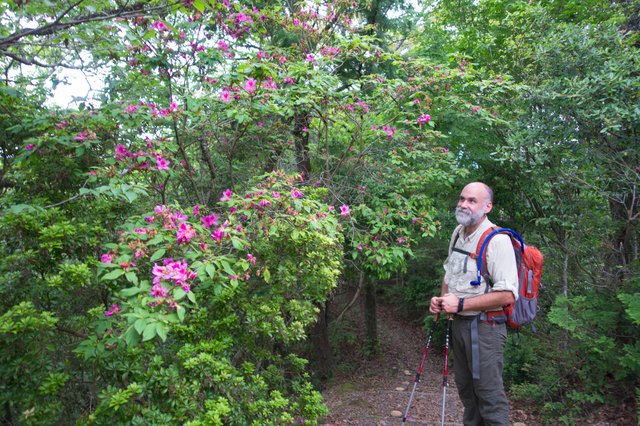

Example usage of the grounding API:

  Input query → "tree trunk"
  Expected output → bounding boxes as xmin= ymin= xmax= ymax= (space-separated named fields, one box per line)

xmin=309 ymin=302 xmax=333 ymax=382
xmin=363 ymin=275 xmax=378 ymax=358
xmin=293 ymin=110 xmax=311 ymax=179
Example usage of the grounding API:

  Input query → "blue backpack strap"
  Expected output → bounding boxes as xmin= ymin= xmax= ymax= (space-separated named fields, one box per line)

xmin=473 ymin=228 xmax=525 ymax=287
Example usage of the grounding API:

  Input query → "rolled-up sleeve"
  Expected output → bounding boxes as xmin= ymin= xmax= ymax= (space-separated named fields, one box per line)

xmin=485 ymin=234 xmax=519 ymax=300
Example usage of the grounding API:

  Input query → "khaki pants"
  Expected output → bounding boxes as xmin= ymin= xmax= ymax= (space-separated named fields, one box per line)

xmin=452 ymin=316 xmax=509 ymax=426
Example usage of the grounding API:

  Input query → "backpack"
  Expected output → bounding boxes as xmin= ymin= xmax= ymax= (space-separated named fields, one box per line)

xmin=451 ymin=226 xmax=544 ymax=329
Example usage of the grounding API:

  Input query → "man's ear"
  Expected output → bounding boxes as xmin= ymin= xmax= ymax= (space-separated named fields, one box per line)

xmin=484 ymin=201 xmax=493 ymax=214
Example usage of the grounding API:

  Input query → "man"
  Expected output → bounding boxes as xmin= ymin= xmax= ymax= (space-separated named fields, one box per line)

xmin=430 ymin=182 xmax=518 ymax=426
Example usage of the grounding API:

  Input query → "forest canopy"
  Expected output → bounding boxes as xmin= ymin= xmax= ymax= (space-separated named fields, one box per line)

xmin=0 ymin=0 xmax=638 ymax=424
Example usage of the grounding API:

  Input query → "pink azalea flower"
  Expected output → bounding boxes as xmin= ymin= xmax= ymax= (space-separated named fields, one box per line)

xmin=124 ymin=104 xmax=138 ymax=114
xmin=220 ymin=89 xmax=231 ymax=103
xmin=100 ymin=253 xmax=114 ymax=263
xmin=273 ymin=191 xmax=280 ymax=198
xmin=176 ymin=222 xmax=196 ymax=244
xmin=340 ymin=204 xmax=350 ymax=217
xmin=243 ymin=78 xmax=257 ymax=93
xmin=417 ymin=114 xmax=431 ymax=124
xmin=156 ymin=155 xmax=170 ymax=170
xmin=154 ymin=205 xmax=167 ymax=213
xmin=104 ymin=304 xmax=121 ymax=316
xmin=201 ymin=213 xmax=219 ymax=228
xmin=151 ymin=21 xmax=169 ymax=31
xmin=291 ymin=189 xmax=303 ymax=199
xmin=220 ymin=188 xmax=233 ymax=202
xmin=151 ymin=283 xmax=169 ymax=298
xmin=218 ymin=40 xmax=229 ymax=51
xmin=114 ymin=144 xmax=129 ymax=161
xmin=25 ymin=144 xmax=36 ymax=150
xmin=193 ymin=205 xmax=200 ymax=217
xmin=211 ymin=227 xmax=225 ymax=241
xmin=247 ymin=253 xmax=256 ymax=265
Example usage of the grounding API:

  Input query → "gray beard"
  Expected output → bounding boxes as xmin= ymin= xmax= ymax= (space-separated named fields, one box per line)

xmin=455 ymin=207 xmax=485 ymax=227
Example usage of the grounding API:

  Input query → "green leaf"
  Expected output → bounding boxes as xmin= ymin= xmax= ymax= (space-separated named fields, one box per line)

xmin=193 ymin=0 xmax=206 ymax=12
xmin=156 ymin=324 xmax=168 ymax=342
xmin=619 ymin=293 xmax=640 ymax=325
xmin=125 ymin=272 xmax=138 ymax=285
xmin=142 ymin=323 xmax=157 ymax=342
xmin=134 ymin=318 xmax=146 ymax=334
xmin=177 ymin=306 xmax=186 ymax=321
xmin=174 ymin=287 xmax=186 ymax=300
xmin=123 ymin=326 xmax=140 ymax=347
xmin=205 ymin=263 xmax=216 ymax=278
xmin=231 ymin=237 xmax=244 ymax=250
xmin=263 ymin=268 xmax=271 ymax=283
xmin=187 ymin=291 xmax=196 ymax=304
xmin=121 ymin=286 xmax=142 ymax=297
xmin=150 ymin=248 xmax=166 ymax=262
xmin=103 ymin=269 xmax=125 ymax=280
xmin=220 ymin=260 xmax=235 ymax=276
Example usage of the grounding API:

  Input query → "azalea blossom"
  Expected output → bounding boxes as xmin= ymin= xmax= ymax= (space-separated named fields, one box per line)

xmin=220 ymin=188 xmax=233 ymax=202
xmin=211 ymin=226 xmax=225 ymax=241
xmin=417 ymin=114 xmax=431 ymax=124
xmin=100 ymin=253 xmax=114 ymax=263
xmin=104 ymin=304 xmax=121 ymax=316
xmin=151 ymin=21 xmax=169 ymax=31
xmin=176 ymin=222 xmax=196 ymax=244
xmin=201 ymin=213 xmax=218 ymax=228
xmin=220 ymin=89 xmax=231 ymax=103
xmin=340 ymin=204 xmax=350 ymax=217
xmin=291 ymin=189 xmax=303 ymax=199
xmin=124 ymin=104 xmax=138 ymax=114
xmin=114 ymin=144 xmax=129 ymax=161
xmin=243 ymin=78 xmax=257 ymax=93
xmin=25 ymin=144 xmax=36 ymax=150
xmin=156 ymin=155 xmax=170 ymax=170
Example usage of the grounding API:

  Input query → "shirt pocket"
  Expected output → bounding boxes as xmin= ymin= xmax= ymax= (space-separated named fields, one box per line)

xmin=449 ymin=251 xmax=478 ymax=275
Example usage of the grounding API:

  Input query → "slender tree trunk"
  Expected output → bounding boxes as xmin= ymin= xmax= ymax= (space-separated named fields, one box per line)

xmin=363 ymin=275 xmax=378 ymax=358
xmin=293 ymin=110 xmax=311 ymax=179
xmin=309 ymin=302 xmax=333 ymax=382
xmin=560 ymin=252 xmax=569 ymax=350
xmin=294 ymin=115 xmax=334 ymax=379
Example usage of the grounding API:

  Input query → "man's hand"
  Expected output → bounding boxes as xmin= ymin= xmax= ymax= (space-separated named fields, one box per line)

xmin=440 ymin=293 xmax=460 ymax=314
xmin=429 ymin=296 xmax=443 ymax=314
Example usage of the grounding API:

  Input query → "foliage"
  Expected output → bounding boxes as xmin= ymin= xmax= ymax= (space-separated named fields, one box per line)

xmin=1 ymin=0 xmax=638 ymax=424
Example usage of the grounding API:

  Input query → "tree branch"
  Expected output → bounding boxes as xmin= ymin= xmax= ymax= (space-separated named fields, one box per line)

xmin=0 ymin=2 xmax=174 ymax=51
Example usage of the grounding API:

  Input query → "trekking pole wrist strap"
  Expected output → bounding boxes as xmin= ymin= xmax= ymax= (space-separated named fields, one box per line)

xmin=457 ymin=298 xmax=464 ymax=313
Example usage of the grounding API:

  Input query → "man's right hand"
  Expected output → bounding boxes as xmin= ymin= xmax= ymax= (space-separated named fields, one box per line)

xmin=429 ymin=296 xmax=442 ymax=314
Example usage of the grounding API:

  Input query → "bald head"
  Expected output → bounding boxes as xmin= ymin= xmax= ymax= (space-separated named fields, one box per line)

xmin=463 ymin=182 xmax=493 ymax=204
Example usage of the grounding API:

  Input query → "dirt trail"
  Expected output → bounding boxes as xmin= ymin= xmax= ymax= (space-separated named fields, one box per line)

xmin=320 ymin=296 xmax=531 ymax=426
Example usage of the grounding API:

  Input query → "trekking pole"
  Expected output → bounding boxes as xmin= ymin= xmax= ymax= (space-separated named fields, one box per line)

xmin=401 ymin=314 xmax=439 ymax=425
xmin=440 ymin=314 xmax=453 ymax=426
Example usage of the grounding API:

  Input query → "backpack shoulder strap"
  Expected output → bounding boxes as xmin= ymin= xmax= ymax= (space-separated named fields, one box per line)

xmin=448 ymin=224 xmax=464 ymax=256
xmin=476 ymin=227 xmax=525 ymax=288
xmin=470 ymin=226 xmax=498 ymax=286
